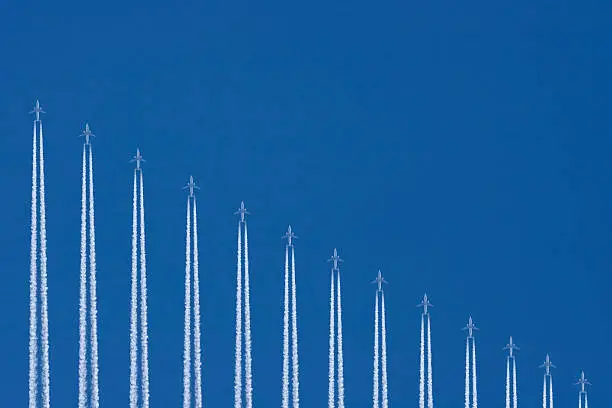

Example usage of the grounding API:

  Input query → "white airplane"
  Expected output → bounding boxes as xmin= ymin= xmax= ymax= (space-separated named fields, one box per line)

xmin=574 ymin=371 xmax=591 ymax=394
xmin=80 ymin=123 xmax=95 ymax=145
xmin=462 ymin=316 xmax=479 ymax=339
xmin=539 ymin=354 xmax=555 ymax=376
xmin=30 ymin=99 xmax=45 ymax=121
xmin=371 ymin=270 xmax=388 ymax=292
xmin=130 ymin=148 xmax=145 ymax=171
xmin=182 ymin=175 xmax=199 ymax=197
xmin=503 ymin=336 xmax=519 ymax=358
xmin=233 ymin=201 xmax=250 ymax=223
xmin=417 ymin=293 xmax=433 ymax=315
xmin=282 ymin=225 xmax=298 ymax=247
xmin=327 ymin=248 xmax=343 ymax=271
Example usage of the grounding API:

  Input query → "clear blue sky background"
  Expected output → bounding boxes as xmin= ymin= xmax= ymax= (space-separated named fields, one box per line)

xmin=0 ymin=1 xmax=610 ymax=407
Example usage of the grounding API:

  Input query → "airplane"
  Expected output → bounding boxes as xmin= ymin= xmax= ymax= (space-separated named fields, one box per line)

xmin=370 ymin=270 xmax=388 ymax=292
xmin=30 ymin=99 xmax=45 ymax=121
xmin=282 ymin=225 xmax=298 ymax=247
xmin=80 ymin=123 xmax=95 ymax=145
xmin=182 ymin=175 xmax=199 ymax=198
xmin=574 ymin=371 xmax=591 ymax=394
xmin=503 ymin=336 xmax=519 ymax=358
xmin=130 ymin=148 xmax=145 ymax=171
xmin=462 ymin=316 xmax=479 ymax=339
xmin=417 ymin=293 xmax=433 ymax=315
xmin=233 ymin=201 xmax=250 ymax=223
xmin=539 ymin=354 xmax=555 ymax=377
xmin=327 ymin=248 xmax=343 ymax=271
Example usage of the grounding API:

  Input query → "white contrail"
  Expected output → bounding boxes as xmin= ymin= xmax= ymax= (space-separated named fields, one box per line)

xmin=39 ymin=120 xmax=51 ymax=408
xmin=548 ymin=375 xmax=553 ymax=408
xmin=427 ymin=314 xmax=433 ymax=408
xmin=129 ymin=171 xmax=138 ymax=408
xmin=78 ymin=145 xmax=88 ymax=408
xmin=244 ymin=221 xmax=253 ymax=408
xmin=328 ymin=270 xmax=335 ymax=408
xmin=419 ymin=314 xmax=425 ymax=408
xmin=183 ymin=199 xmax=192 ymax=408
xmin=505 ymin=358 xmax=510 ymax=408
xmin=373 ymin=292 xmax=379 ymax=408
xmin=282 ymin=245 xmax=289 ymax=408
xmin=578 ymin=393 xmax=582 ymax=408
xmin=139 ymin=171 xmax=150 ymax=408
xmin=584 ymin=392 xmax=588 ymax=408
xmin=88 ymin=144 xmax=100 ymax=408
xmin=291 ymin=246 xmax=300 ymax=408
xmin=512 ymin=357 xmax=517 ymax=408
xmin=381 ymin=292 xmax=388 ymax=408
xmin=336 ymin=268 xmax=344 ymax=408
xmin=234 ymin=223 xmax=243 ymax=408
xmin=464 ymin=339 xmax=469 ymax=408
xmin=29 ymin=118 xmax=39 ymax=408
xmin=542 ymin=376 xmax=547 ymax=408
xmin=471 ymin=338 xmax=477 ymax=408
xmin=193 ymin=198 xmax=203 ymax=408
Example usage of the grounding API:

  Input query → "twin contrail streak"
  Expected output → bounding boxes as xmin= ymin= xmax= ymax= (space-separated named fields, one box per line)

xmin=419 ymin=314 xmax=425 ymax=408
xmin=78 ymin=146 xmax=88 ymax=408
xmin=88 ymin=143 xmax=100 ymax=408
xmin=183 ymin=199 xmax=192 ymax=408
xmin=426 ymin=314 xmax=433 ymax=408
xmin=29 ymin=118 xmax=39 ymax=408
xmin=244 ymin=222 xmax=253 ymax=408
xmin=512 ymin=357 xmax=517 ymax=408
xmin=235 ymin=225 xmax=243 ymax=408
xmin=291 ymin=246 xmax=300 ymax=408
xmin=505 ymin=358 xmax=510 ymax=408
xmin=373 ymin=292 xmax=379 ymax=408
xmin=282 ymin=245 xmax=289 ymax=408
xmin=329 ymin=271 xmax=335 ymax=408
xmin=335 ymin=266 xmax=343 ymax=408
xmin=129 ymin=172 xmax=138 ymax=408
xmin=380 ymin=293 xmax=388 ymax=408
xmin=193 ymin=199 xmax=203 ymax=408
xmin=471 ymin=339 xmax=477 ymax=408
xmin=139 ymin=171 xmax=150 ymax=408
xmin=465 ymin=339 xmax=470 ymax=408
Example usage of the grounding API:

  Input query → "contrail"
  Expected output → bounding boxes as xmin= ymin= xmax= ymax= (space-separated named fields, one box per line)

xmin=39 ymin=119 xmax=51 ymax=408
xmin=471 ymin=338 xmax=477 ymax=408
xmin=505 ymin=358 xmax=510 ymax=408
xmin=88 ymin=143 xmax=100 ymax=408
xmin=129 ymin=171 xmax=138 ymax=408
xmin=548 ymin=375 xmax=553 ymax=408
xmin=193 ymin=198 xmax=203 ymax=408
xmin=578 ymin=393 xmax=582 ymax=408
xmin=512 ymin=357 xmax=517 ymax=408
xmin=335 ymin=267 xmax=343 ymax=408
xmin=542 ymin=376 xmax=546 ymax=408
xmin=584 ymin=392 xmax=588 ymax=408
xmin=183 ymin=199 xmax=192 ymax=408
xmin=282 ymin=245 xmax=289 ymax=408
xmin=78 ymin=146 xmax=88 ymax=408
xmin=427 ymin=314 xmax=433 ymax=408
xmin=234 ymin=223 xmax=243 ymax=408
xmin=29 ymin=117 xmax=39 ymax=408
xmin=244 ymin=221 xmax=253 ymax=408
xmin=373 ymin=292 xmax=379 ymax=408
xmin=419 ymin=314 xmax=425 ymax=408
xmin=464 ymin=339 xmax=469 ymax=408
xmin=291 ymin=246 xmax=300 ymax=408
xmin=329 ymin=270 xmax=335 ymax=408
xmin=139 ymin=171 xmax=150 ymax=408
xmin=380 ymin=292 xmax=388 ymax=408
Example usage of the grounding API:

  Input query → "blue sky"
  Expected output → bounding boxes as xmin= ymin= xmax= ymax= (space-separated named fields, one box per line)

xmin=0 ymin=1 xmax=610 ymax=407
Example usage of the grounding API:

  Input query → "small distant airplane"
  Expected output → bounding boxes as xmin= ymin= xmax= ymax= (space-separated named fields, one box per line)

xmin=503 ymin=336 xmax=519 ymax=358
xmin=371 ymin=270 xmax=388 ymax=292
xmin=327 ymin=248 xmax=343 ymax=271
xmin=539 ymin=354 xmax=555 ymax=377
xmin=462 ymin=316 xmax=479 ymax=339
xmin=130 ymin=148 xmax=145 ymax=171
xmin=30 ymin=99 xmax=45 ymax=121
xmin=182 ymin=175 xmax=199 ymax=197
xmin=80 ymin=123 xmax=95 ymax=145
xmin=234 ymin=201 xmax=250 ymax=223
xmin=417 ymin=293 xmax=433 ymax=315
xmin=282 ymin=225 xmax=298 ymax=247
xmin=574 ymin=371 xmax=591 ymax=394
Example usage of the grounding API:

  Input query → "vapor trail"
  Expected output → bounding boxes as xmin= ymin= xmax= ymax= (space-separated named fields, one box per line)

xmin=129 ymin=171 xmax=138 ymax=408
xmin=39 ymin=120 xmax=51 ymax=408
xmin=328 ymin=270 xmax=335 ymax=408
xmin=419 ymin=314 xmax=425 ymax=408
xmin=512 ymin=357 xmax=517 ymax=408
xmin=183 ymin=199 xmax=192 ymax=408
xmin=578 ymin=393 xmax=582 ymax=408
xmin=505 ymin=358 xmax=510 ymax=408
xmin=373 ymin=292 xmax=379 ymax=408
xmin=427 ymin=314 xmax=433 ymax=408
xmin=464 ymin=339 xmax=469 ymax=408
xmin=381 ymin=292 xmax=388 ymax=408
xmin=282 ymin=245 xmax=289 ymax=408
xmin=471 ymin=338 xmax=477 ymax=408
xmin=584 ymin=393 xmax=588 ymax=408
xmin=139 ymin=172 xmax=150 ymax=408
xmin=29 ymin=118 xmax=39 ymax=408
xmin=234 ymin=224 xmax=243 ymax=408
xmin=336 ymin=268 xmax=344 ymax=408
xmin=542 ymin=376 xmax=547 ymax=408
xmin=548 ymin=375 xmax=553 ymax=408
xmin=78 ymin=146 xmax=88 ymax=408
xmin=88 ymin=144 xmax=100 ymax=408
xmin=244 ymin=221 xmax=253 ymax=408
xmin=193 ymin=198 xmax=203 ymax=408
xmin=291 ymin=246 xmax=300 ymax=408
